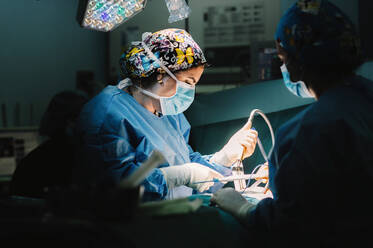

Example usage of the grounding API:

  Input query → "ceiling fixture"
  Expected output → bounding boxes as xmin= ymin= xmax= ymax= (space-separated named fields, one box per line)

xmin=77 ymin=0 xmax=147 ymax=32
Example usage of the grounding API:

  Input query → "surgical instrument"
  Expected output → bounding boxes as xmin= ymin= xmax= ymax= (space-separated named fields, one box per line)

xmin=192 ymin=173 xmax=268 ymax=185
xmin=230 ymin=109 xmax=275 ymax=193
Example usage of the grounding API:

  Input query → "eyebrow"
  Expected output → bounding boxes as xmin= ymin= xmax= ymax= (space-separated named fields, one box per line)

xmin=188 ymin=77 xmax=196 ymax=83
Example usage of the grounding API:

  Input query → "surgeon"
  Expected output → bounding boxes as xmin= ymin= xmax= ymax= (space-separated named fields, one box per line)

xmin=73 ymin=29 xmax=258 ymax=201
xmin=211 ymin=1 xmax=373 ymax=247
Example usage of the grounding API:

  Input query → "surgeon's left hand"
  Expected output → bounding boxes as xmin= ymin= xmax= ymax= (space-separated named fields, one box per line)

xmin=210 ymin=121 xmax=258 ymax=167
xmin=210 ymin=188 xmax=256 ymax=221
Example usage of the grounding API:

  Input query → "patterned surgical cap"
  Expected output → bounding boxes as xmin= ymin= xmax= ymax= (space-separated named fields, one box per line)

xmin=119 ymin=28 xmax=207 ymax=79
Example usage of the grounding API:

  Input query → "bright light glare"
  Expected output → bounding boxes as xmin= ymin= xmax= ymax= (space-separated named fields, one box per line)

xmin=82 ymin=0 xmax=146 ymax=32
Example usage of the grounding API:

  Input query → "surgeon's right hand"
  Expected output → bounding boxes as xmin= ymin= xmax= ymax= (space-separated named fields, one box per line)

xmin=160 ymin=163 xmax=224 ymax=193
xmin=210 ymin=120 xmax=258 ymax=167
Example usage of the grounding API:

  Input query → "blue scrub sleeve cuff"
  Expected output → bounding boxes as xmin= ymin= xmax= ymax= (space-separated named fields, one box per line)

xmin=192 ymin=153 xmax=232 ymax=177
xmin=141 ymin=168 xmax=169 ymax=201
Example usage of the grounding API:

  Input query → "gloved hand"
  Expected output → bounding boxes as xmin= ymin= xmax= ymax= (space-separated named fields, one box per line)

xmin=254 ymin=162 xmax=269 ymax=181
xmin=160 ymin=163 xmax=224 ymax=192
xmin=210 ymin=121 xmax=258 ymax=167
xmin=210 ymin=187 xmax=256 ymax=220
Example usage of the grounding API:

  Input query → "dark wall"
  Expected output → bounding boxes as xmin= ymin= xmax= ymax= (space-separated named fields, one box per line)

xmin=0 ymin=0 xmax=108 ymax=127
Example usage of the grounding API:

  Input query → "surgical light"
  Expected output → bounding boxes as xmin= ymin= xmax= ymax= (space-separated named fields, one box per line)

xmin=77 ymin=0 xmax=147 ymax=32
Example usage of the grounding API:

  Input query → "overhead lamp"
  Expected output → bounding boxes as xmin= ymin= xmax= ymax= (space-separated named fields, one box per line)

xmin=77 ymin=0 xmax=147 ymax=32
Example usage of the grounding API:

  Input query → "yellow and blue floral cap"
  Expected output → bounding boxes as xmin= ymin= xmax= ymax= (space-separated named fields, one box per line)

xmin=119 ymin=28 xmax=207 ymax=79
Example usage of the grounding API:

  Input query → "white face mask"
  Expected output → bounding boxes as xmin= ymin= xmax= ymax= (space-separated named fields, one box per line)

xmin=280 ymin=64 xmax=314 ymax=98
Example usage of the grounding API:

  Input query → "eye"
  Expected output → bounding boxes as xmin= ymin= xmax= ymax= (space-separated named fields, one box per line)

xmin=184 ymin=79 xmax=195 ymax=85
xmin=186 ymin=76 xmax=198 ymax=85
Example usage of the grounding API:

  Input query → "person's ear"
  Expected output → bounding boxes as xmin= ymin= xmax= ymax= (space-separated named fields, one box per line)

xmin=287 ymin=57 xmax=304 ymax=82
xmin=157 ymin=74 xmax=166 ymax=85
xmin=156 ymin=69 xmax=166 ymax=84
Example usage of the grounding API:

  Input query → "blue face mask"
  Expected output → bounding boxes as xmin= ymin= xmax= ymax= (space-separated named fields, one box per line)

xmin=117 ymin=76 xmax=195 ymax=116
xmin=137 ymin=41 xmax=196 ymax=115
xmin=280 ymin=64 xmax=314 ymax=98
xmin=137 ymin=76 xmax=195 ymax=116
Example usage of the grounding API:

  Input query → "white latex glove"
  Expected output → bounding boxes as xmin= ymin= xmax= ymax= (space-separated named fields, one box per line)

xmin=160 ymin=163 xmax=224 ymax=193
xmin=210 ymin=188 xmax=256 ymax=220
xmin=210 ymin=121 xmax=258 ymax=167
xmin=254 ymin=162 xmax=269 ymax=181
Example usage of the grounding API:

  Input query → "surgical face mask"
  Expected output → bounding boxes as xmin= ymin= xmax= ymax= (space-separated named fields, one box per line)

xmin=280 ymin=64 xmax=314 ymax=98
xmin=136 ymin=41 xmax=195 ymax=116
xmin=136 ymin=76 xmax=195 ymax=116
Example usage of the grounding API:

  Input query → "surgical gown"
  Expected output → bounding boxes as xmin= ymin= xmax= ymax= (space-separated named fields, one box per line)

xmin=245 ymin=76 xmax=373 ymax=247
xmin=73 ymin=85 xmax=231 ymax=201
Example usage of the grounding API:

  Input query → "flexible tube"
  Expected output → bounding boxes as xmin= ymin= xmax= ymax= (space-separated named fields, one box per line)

xmin=241 ymin=109 xmax=275 ymax=193
xmin=257 ymin=137 xmax=268 ymax=162
xmin=248 ymin=109 xmax=275 ymax=160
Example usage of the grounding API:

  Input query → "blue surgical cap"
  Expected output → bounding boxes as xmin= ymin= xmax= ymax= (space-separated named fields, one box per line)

xmin=275 ymin=0 xmax=361 ymax=66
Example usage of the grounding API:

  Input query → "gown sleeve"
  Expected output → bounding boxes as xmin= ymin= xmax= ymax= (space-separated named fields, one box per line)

xmin=77 ymin=118 xmax=169 ymax=201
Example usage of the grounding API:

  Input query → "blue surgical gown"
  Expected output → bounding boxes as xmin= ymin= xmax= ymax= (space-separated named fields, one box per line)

xmin=73 ymin=85 xmax=231 ymax=201
xmin=245 ymin=76 xmax=373 ymax=246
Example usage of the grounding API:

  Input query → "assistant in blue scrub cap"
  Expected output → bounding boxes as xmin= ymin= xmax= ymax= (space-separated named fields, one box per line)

xmin=211 ymin=1 xmax=373 ymax=247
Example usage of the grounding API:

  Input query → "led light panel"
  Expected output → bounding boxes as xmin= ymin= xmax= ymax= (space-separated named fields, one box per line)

xmin=81 ymin=0 xmax=147 ymax=32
